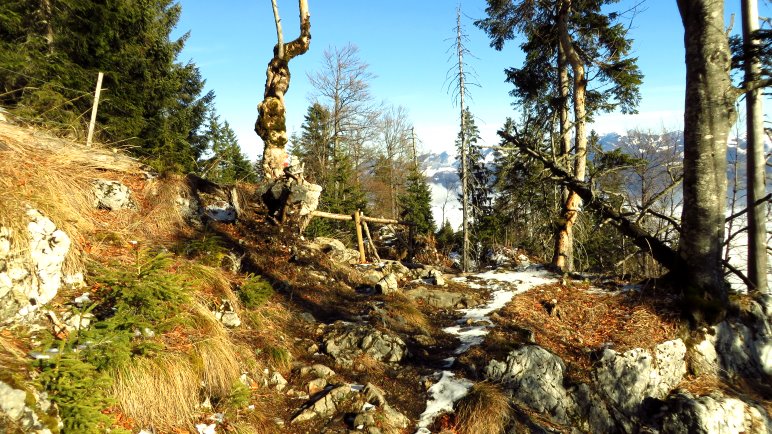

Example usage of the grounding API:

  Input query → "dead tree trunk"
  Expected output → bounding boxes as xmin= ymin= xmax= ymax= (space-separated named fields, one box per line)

xmin=255 ymin=0 xmax=311 ymax=180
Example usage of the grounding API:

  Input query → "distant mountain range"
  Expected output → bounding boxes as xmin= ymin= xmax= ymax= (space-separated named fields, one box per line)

xmin=420 ymin=131 xmax=768 ymax=229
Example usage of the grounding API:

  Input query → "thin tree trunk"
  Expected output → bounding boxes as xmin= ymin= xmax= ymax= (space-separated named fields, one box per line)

xmin=457 ymin=9 xmax=470 ymax=272
xmin=553 ymin=35 xmax=574 ymax=271
xmin=554 ymin=0 xmax=587 ymax=273
xmin=741 ymin=0 xmax=768 ymax=293
xmin=256 ymin=0 xmax=311 ymax=179
xmin=677 ymin=0 xmax=735 ymax=312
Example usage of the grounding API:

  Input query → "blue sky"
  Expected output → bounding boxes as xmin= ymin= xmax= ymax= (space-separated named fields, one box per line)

xmin=174 ymin=0 xmax=761 ymax=160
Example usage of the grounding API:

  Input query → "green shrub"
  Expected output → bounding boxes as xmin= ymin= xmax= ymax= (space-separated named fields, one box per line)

xmin=177 ymin=232 xmax=228 ymax=267
xmin=36 ymin=344 xmax=113 ymax=434
xmin=238 ymin=275 xmax=274 ymax=309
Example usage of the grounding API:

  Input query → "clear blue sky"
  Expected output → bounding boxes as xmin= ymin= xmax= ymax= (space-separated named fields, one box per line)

xmin=174 ymin=0 xmax=761 ymax=160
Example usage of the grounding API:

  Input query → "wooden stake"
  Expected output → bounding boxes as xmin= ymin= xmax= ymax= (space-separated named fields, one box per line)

xmin=361 ymin=215 xmax=381 ymax=263
xmin=86 ymin=72 xmax=103 ymax=147
xmin=353 ymin=210 xmax=366 ymax=263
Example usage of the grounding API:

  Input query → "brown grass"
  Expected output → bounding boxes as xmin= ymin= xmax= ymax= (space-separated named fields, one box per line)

xmin=112 ymin=354 xmax=199 ymax=431
xmin=385 ymin=292 xmax=431 ymax=334
xmin=494 ymin=282 xmax=682 ymax=382
xmin=454 ymin=382 xmax=511 ymax=434
xmin=193 ymin=335 xmax=241 ymax=400
xmin=0 ymin=122 xmax=143 ymax=273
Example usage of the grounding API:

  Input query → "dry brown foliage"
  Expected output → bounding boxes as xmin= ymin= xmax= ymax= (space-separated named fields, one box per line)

xmin=454 ymin=382 xmax=511 ymax=434
xmin=493 ymin=282 xmax=682 ymax=382
xmin=0 ymin=123 xmax=140 ymax=273
xmin=112 ymin=354 xmax=200 ymax=431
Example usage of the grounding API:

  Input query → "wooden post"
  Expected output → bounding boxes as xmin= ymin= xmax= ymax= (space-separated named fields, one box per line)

xmin=86 ymin=72 xmax=104 ymax=147
xmin=353 ymin=210 xmax=366 ymax=263
xmin=361 ymin=219 xmax=381 ymax=263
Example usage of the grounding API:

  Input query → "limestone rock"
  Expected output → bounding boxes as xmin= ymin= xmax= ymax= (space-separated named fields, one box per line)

xmin=362 ymin=269 xmax=385 ymax=285
xmin=204 ymin=200 xmax=236 ymax=222
xmin=300 ymin=364 xmax=336 ymax=379
xmin=661 ymin=392 xmax=771 ymax=434
xmin=380 ymin=260 xmax=410 ymax=279
xmin=405 ymin=287 xmax=478 ymax=309
xmin=425 ymin=269 xmax=445 ymax=286
xmin=92 ymin=179 xmax=137 ymax=210
xmin=485 ymin=345 xmax=576 ymax=424
xmin=0 ymin=380 xmax=56 ymax=433
xmin=269 ymin=371 xmax=288 ymax=391
xmin=291 ymin=384 xmax=351 ymax=423
xmin=323 ymin=322 xmax=407 ymax=366
xmin=1 ymin=210 xmax=75 ymax=323
xmin=375 ymin=273 xmax=399 ymax=295
xmin=593 ymin=339 xmax=686 ymax=415
xmin=714 ymin=307 xmax=772 ymax=381
xmin=309 ymin=237 xmax=360 ymax=264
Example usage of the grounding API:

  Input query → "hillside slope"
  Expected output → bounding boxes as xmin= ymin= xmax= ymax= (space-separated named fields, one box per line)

xmin=0 ymin=120 xmax=770 ymax=434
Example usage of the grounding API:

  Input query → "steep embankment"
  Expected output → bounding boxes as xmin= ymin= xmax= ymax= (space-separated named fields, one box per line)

xmin=1 ymin=120 xmax=770 ymax=434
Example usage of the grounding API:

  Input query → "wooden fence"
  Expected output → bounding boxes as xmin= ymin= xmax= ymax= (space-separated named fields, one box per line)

xmin=309 ymin=210 xmax=414 ymax=263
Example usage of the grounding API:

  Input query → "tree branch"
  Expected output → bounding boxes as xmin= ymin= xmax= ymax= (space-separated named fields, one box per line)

xmin=498 ymin=129 xmax=686 ymax=272
xmin=725 ymin=192 xmax=772 ymax=222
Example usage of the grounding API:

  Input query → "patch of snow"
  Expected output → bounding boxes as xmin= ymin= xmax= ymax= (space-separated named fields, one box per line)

xmin=475 ymin=265 xmax=556 ymax=290
xmin=415 ymin=371 xmax=473 ymax=433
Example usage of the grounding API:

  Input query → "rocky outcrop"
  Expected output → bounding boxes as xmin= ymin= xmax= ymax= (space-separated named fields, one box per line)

xmin=405 ymin=286 xmax=479 ymax=309
xmin=0 ymin=380 xmax=58 ymax=433
xmin=485 ymin=345 xmax=577 ymax=425
xmin=322 ymin=322 xmax=408 ymax=367
xmin=594 ymin=339 xmax=687 ymax=415
xmin=309 ymin=237 xmax=360 ymax=265
xmin=1 ymin=209 xmax=80 ymax=323
xmin=92 ymin=179 xmax=137 ymax=210
xmin=661 ymin=391 xmax=771 ymax=434
xmin=375 ymin=273 xmax=399 ymax=295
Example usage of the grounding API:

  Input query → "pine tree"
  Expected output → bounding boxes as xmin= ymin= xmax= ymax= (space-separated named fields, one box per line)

xmin=0 ymin=0 xmax=214 ymax=172
xmin=292 ymin=103 xmax=333 ymax=185
xmin=204 ymin=114 xmax=256 ymax=184
xmin=399 ymin=166 xmax=436 ymax=236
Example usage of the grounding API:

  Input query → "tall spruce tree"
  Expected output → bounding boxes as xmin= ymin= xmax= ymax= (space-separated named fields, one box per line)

xmin=399 ymin=166 xmax=436 ymax=236
xmin=0 ymin=0 xmax=213 ymax=172
xmin=203 ymin=114 xmax=256 ymax=184
xmin=477 ymin=0 xmax=642 ymax=272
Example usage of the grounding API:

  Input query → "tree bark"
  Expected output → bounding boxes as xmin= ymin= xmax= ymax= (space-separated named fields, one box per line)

xmin=676 ymin=0 xmax=736 ymax=306
xmin=741 ymin=0 xmax=768 ymax=294
xmin=553 ymin=34 xmax=574 ymax=272
xmin=553 ymin=0 xmax=588 ymax=273
xmin=256 ymin=0 xmax=311 ymax=179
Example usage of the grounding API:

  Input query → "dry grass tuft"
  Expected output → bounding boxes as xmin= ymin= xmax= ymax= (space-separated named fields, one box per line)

xmin=454 ymin=382 xmax=511 ymax=434
xmin=135 ymin=174 xmax=193 ymax=240
xmin=112 ymin=354 xmax=199 ymax=431
xmin=385 ymin=293 xmax=431 ymax=333
xmin=192 ymin=335 xmax=241 ymax=400
xmin=181 ymin=262 xmax=239 ymax=309
xmin=0 ymin=122 xmax=141 ymax=272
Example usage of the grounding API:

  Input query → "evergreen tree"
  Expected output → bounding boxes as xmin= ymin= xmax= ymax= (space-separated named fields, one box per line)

xmin=292 ymin=103 xmax=333 ymax=185
xmin=203 ymin=114 xmax=256 ymax=184
xmin=399 ymin=167 xmax=436 ymax=236
xmin=0 ymin=0 xmax=214 ymax=172
xmin=476 ymin=0 xmax=642 ymax=271
xmin=455 ymin=108 xmax=494 ymax=257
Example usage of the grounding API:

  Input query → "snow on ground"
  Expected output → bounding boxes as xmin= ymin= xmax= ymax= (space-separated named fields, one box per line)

xmin=416 ymin=371 xmax=474 ymax=434
xmin=416 ymin=265 xmax=560 ymax=432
